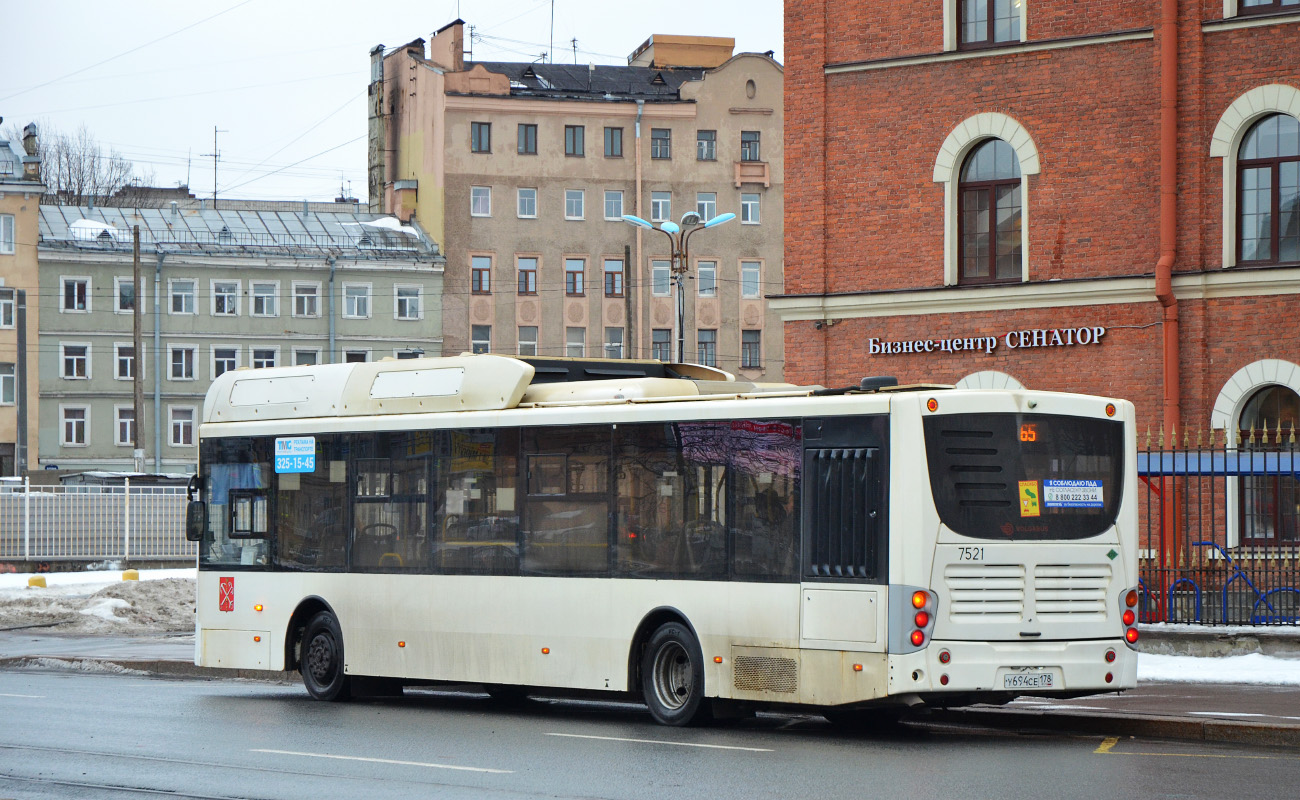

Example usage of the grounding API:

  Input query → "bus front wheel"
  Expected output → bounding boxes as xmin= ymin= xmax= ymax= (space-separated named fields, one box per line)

xmin=300 ymin=611 xmax=352 ymax=701
xmin=641 ymin=622 xmax=711 ymax=726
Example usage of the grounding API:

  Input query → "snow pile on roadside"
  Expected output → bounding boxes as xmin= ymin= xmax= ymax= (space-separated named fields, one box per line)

xmin=0 ymin=569 xmax=195 ymax=634
xmin=1139 ymin=652 xmax=1300 ymax=686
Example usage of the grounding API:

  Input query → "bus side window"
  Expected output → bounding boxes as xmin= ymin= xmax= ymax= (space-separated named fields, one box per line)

xmin=521 ymin=426 xmax=611 ymax=576
xmin=435 ymin=429 xmax=519 ymax=575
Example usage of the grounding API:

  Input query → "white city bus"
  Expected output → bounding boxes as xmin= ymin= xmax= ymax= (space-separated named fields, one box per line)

xmin=188 ymin=354 xmax=1139 ymax=725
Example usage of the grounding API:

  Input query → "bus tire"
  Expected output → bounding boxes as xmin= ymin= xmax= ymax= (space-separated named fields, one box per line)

xmin=300 ymin=611 xmax=352 ymax=701
xmin=641 ymin=622 xmax=711 ymax=726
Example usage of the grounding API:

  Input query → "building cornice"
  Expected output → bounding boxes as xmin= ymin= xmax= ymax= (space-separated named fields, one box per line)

xmin=824 ymin=28 xmax=1154 ymax=75
xmin=770 ymin=267 xmax=1300 ymax=322
xmin=444 ymin=94 xmax=697 ymax=118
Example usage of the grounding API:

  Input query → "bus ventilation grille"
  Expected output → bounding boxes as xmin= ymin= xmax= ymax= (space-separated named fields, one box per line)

xmin=733 ymin=656 xmax=798 ymax=693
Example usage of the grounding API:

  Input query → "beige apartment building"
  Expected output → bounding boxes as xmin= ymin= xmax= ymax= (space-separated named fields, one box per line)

xmin=0 ymin=128 xmax=43 ymax=476
xmin=368 ymin=21 xmax=785 ymax=379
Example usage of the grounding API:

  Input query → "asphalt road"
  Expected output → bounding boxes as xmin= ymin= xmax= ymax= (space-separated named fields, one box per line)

xmin=1 ymin=669 xmax=1297 ymax=800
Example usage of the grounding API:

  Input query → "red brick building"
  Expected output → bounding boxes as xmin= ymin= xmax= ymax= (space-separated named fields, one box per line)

xmin=777 ymin=1 xmax=1300 ymax=451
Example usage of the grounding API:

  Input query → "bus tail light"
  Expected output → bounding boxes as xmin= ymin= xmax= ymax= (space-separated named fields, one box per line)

xmin=940 ymin=674 xmax=949 ymax=686
xmin=912 ymin=591 xmax=929 ymax=609
xmin=1119 ymin=586 xmax=1141 ymax=650
xmin=1105 ymin=649 xmax=1116 ymax=663
xmin=894 ymin=585 xmax=938 ymax=655
xmin=910 ymin=630 xmax=925 ymax=647
xmin=938 ymin=649 xmax=951 ymax=664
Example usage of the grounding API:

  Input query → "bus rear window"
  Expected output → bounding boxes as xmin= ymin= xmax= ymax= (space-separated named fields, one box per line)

xmin=923 ymin=413 xmax=1123 ymax=541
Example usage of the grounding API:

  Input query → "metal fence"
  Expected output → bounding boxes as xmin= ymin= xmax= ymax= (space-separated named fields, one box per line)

xmin=1138 ymin=429 xmax=1300 ymax=625
xmin=0 ymin=480 xmax=194 ymax=562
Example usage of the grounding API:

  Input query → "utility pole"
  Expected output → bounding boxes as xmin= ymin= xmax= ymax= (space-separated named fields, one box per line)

xmin=201 ymin=126 xmax=227 ymax=209
xmin=132 ymin=226 xmax=145 ymax=472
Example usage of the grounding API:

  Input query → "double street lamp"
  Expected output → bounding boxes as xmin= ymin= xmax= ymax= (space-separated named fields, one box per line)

xmin=621 ymin=211 xmax=736 ymax=364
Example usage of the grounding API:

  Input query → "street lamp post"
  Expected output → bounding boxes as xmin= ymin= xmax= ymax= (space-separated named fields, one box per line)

xmin=621 ymin=211 xmax=735 ymax=363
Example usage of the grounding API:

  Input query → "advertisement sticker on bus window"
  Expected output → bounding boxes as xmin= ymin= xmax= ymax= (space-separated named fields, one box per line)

xmin=274 ymin=436 xmax=316 ymax=474
xmin=1043 ymin=480 xmax=1104 ymax=509
xmin=1018 ymin=481 xmax=1040 ymax=517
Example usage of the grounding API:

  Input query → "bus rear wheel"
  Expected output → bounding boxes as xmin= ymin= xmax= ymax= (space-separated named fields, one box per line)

xmin=641 ymin=622 xmax=711 ymax=726
xmin=300 ymin=611 xmax=352 ymax=701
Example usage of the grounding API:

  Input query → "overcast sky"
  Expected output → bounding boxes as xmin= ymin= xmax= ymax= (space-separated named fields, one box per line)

xmin=0 ymin=0 xmax=784 ymax=204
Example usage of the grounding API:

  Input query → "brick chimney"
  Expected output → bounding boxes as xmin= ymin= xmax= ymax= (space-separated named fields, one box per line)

xmin=21 ymin=123 xmax=40 ymax=182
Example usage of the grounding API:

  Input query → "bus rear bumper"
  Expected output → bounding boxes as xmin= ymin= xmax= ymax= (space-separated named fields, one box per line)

xmin=896 ymin=638 xmax=1137 ymax=697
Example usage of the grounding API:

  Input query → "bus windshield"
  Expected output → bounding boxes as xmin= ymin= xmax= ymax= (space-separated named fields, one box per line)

xmin=923 ymin=413 xmax=1123 ymax=541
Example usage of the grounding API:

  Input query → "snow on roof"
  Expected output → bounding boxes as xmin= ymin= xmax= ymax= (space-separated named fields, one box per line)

xmin=69 ymin=218 xmax=131 ymax=242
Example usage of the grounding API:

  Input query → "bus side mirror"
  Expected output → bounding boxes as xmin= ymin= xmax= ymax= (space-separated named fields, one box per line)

xmin=186 ymin=500 xmax=207 ymax=542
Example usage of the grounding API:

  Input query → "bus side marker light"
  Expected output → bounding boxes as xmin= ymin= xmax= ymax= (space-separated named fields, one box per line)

xmin=926 ymin=398 xmax=939 ymax=412
xmin=254 ymin=604 xmax=263 ymax=612
xmin=1105 ymin=672 xmax=1114 ymax=683
xmin=1106 ymin=403 xmax=1117 ymax=417
xmin=253 ymin=636 xmax=261 ymax=643
xmin=852 ymin=664 xmax=863 ymax=672
xmin=910 ymin=630 xmax=925 ymax=647
xmin=714 ymin=657 xmax=723 ymax=664
xmin=938 ymin=650 xmax=951 ymax=664
xmin=398 ymin=641 xmax=406 ymax=648
xmin=1125 ymin=628 xmax=1139 ymax=644
xmin=541 ymin=647 xmax=550 ymax=655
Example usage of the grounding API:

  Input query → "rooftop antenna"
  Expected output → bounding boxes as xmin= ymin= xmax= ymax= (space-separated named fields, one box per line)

xmin=201 ymin=126 xmax=227 ymax=210
xmin=571 ymin=37 xmax=578 ymax=65
xmin=185 ymin=147 xmax=191 ymax=190
xmin=467 ymin=24 xmax=474 ymax=61
xmin=549 ymin=0 xmax=554 ymax=63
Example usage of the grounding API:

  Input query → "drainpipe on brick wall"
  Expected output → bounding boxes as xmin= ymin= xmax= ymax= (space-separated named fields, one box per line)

xmin=1156 ymin=0 xmax=1180 ymax=437
xmin=635 ymin=99 xmax=645 ymax=359
xmin=153 ymin=252 xmax=164 ymax=471
xmin=328 ymin=256 xmax=338 ymax=363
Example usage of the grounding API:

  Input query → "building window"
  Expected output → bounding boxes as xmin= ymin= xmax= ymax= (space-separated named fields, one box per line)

xmin=213 ymin=347 xmax=238 ymax=378
xmin=0 ymin=214 xmax=13 ymax=254
xmin=170 ymin=279 xmax=196 ymax=314
xmin=116 ymin=407 xmax=135 ymax=447
xmin=471 ymin=121 xmax=491 ymax=153
xmin=651 ymin=192 xmax=671 ymax=223
xmin=696 ymin=192 xmax=717 ymax=220
xmin=565 ymin=125 xmax=585 ymax=156
xmin=0 ymin=363 xmax=14 ymax=405
xmin=697 ymin=329 xmax=717 ymax=367
xmin=604 ymin=190 xmax=623 ymax=220
xmin=604 ymin=327 xmax=624 ymax=359
xmin=518 ymin=123 xmax=537 ymax=155
xmin=293 ymin=348 xmax=319 ymax=366
xmin=518 ymin=187 xmax=537 ymax=218
xmin=566 ymin=327 xmax=585 ymax=358
xmin=115 ymin=277 xmax=136 ymax=313
xmin=651 ymin=128 xmax=671 ymax=159
xmin=652 ymin=329 xmax=672 ymax=362
xmin=741 ymin=193 xmax=761 ymax=224
xmin=344 ymin=350 xmax=369 ymax=363
xmin=565 ymin=189 xmax=585 ymax=220
xmin=1238 ymin=384 xmax=1299 ymax=544
xmin=604 ymin=258 xmax=624 ymax=297
xmin=697 ymin=261 xmax=717 ymax=297
xmin=605 ymin=126 xmax=623 ymax=158
xmin=959 ymin=138 xmax=1023 ymax=284
xmin=740 ymin=131 xmax=761 ymax=162
xmin=343 ymin=284 xmax=371 ymax=318
xmin=741 ymin=261 xmax=761 ymax=298
xmin=251 ymin=282 xmax=278 ymax=316
xmin=565 ymin=258 xmax=585 ymax=296
xmin=1238 ymin=113 xmax=1300 ymax=265
xmin=0 ymin=288 xmax=13 ymax=328
xmin=62 ymin=344 xmax=89 ymax=379
xmin=518 ymin=257 xmax=538 ymax=294
xmin=252 ymin=347 xmax=277 ymax=369
xmin=170 ymin=407 xmax=195 ymax=447
xmin=472 ymin=255 xmax=492 ymax=294
xmin=212 ymin=280 xmax=239 ymax=316
xmin=518 ymin=326 xmax=538 ymax=356
xmin=61 ymin=407 xmax=88 ymax=446
xmin=293 ymin=283 xmax=320 ymax=317
xmin=62 ymin=278 xmax=89 ymax=312
xmin=652 ymin=260 xmax=671 ymax=296
xmin=471 ymin=186 xmax=492 ymax=217
xmin=471 ymin=325 xmax=492 ymax=355
xmin=170 ymin=346 xmax=195 ymax=380
xmin=741 ymin=330 xmax=762 ymax=369
xmin=1239 ymin=0 xmax=1300 ymax=16
xmin=960 ymin=0 xmax=1022 ymax=49
xmin=115 ymin=344 xmax=135 ymax=380
xmin=697 ymin=130 xmax=716 ymax=161
xmin=395 ymin=286 xmax=422 ymax=320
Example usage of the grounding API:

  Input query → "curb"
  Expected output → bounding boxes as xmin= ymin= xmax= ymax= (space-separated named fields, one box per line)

xmin=924 ymin=706 xmax=1300 ymax=748
xmin=0 ymin=656 xmax=295 ymax=684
